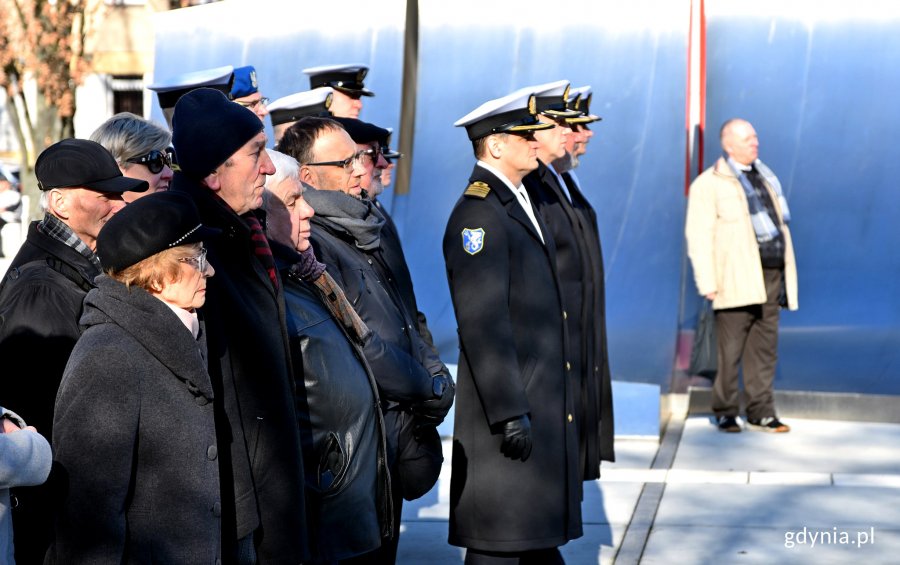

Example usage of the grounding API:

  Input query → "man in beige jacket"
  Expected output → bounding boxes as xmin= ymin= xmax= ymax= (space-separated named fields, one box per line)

xmin=685 ymin=118 xmax=798 ymax=433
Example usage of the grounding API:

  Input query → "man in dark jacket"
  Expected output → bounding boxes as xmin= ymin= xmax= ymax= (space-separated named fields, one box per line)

xmin=170 ymin=88 xmax=307 ymax=564
xmin=523 ymin=81 xmax=615 ymax=482
xmin=0 ymin=139 xmax=147 ymax=563
xmin=331 ymin=117 xmax=443 ymax=364
xmin=446 ymin=90 xmax=582 ymax=563
xmin=262 ymin=148 xmax=392 ymax=563
xmin=277 ymin=117 xmax=454 ymax=564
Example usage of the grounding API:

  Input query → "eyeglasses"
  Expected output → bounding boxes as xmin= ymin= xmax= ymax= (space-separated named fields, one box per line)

xmin=356 ymin=148 xmax=378 ymax=168
xmin=125 ymin=148 xmax=174 ymax=174
xmin=236 ymin=97 xmax=270 ymax=111
xmin=179 ymin=247 xmax=209 ymax=273
xmin=305 ymin=150 xmax=366 ymax=171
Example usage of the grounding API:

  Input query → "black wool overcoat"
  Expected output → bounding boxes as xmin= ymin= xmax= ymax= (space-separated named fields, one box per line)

xmin=562 ymin=170 xmax=615 ymax=466
xmin=525 ymin=162 xmax=615 ymax=481
xmin=173 ymin=175 xmax=308 ymax=564
xmin=443 ymin=165 xmax=582 ymax=552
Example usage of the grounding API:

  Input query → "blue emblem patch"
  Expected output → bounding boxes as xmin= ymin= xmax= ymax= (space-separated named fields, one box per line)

xmin=462 ymin=228 xmax=485 ymax=255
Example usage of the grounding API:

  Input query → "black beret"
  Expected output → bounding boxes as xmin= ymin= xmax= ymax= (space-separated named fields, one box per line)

xmin=96 ymin=191 xmax=220 ymax=272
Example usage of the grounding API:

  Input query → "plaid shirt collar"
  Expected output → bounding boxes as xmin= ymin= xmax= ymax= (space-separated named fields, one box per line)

xmin=38 ymin=213 xmax=102 ymax=271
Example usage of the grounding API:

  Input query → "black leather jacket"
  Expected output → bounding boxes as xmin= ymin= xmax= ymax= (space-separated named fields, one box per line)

xmin=274 ymin=242 xmax=392 ymax=561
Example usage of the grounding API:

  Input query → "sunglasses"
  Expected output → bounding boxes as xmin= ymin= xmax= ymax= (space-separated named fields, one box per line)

xmin=125 ymin=148 xmax=174 ymax=174
xmin=179 ymin=247 xmax=209 ymax=273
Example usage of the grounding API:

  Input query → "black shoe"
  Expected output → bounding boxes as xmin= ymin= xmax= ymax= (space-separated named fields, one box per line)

xmin=715 ymin=415 xmax=741 ymax=433
xmin=746 ymin=416 xmax=791 ymax=433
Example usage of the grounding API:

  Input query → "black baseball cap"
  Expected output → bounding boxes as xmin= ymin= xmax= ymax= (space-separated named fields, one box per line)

xmin=35 ymin=139 xmax=149 ymax=194
xmin=96 ymin=191 xmax=220 ymax=273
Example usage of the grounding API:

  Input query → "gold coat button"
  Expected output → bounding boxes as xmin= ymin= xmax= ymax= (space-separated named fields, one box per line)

xmin=566 ymin=361 xmax=571 ymax=371
xmin=563 ymin=310 xmax=568 ymax=320
xmin=567 ymin=414 xmax=573 ymax=423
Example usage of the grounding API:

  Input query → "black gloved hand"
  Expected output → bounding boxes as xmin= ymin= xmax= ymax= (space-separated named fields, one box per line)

xmin=500 ymin=414 xmax=532 ymax=462
xmin=411 ymin=374 xmax=456 ymax=426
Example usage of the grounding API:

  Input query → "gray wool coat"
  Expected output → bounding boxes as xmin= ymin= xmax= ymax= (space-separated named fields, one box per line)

xmin=48 ymin=276 xmax=221 ymax=564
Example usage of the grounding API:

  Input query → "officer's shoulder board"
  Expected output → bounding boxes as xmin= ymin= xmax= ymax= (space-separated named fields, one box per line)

xmin=464 ymin=181 xmax=491 ymax=199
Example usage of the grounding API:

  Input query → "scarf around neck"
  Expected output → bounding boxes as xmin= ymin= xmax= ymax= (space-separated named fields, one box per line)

xmin=303 ymin=187 xmax=384 ymax=251
xmin=724 ymin=154 xmax=792 ymax=243
xmin=290 ymin=245 xmax=327 ymax=282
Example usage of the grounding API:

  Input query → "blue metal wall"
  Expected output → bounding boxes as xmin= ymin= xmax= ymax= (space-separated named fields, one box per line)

xmin=151 ymin=1 xmax=900 ymax=395
xmin=405 ymin=1 xmax=689 ymax=389
xmin=701 ymin=5 xmax=900 ymax=393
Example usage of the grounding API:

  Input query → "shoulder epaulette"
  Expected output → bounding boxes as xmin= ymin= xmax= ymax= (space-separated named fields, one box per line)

xmin=464 ymin=181 xmax=491 ymax=199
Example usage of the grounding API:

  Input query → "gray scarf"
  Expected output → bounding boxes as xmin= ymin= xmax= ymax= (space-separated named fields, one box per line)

xmin=304 ymin=187 xmax=384 ymax=250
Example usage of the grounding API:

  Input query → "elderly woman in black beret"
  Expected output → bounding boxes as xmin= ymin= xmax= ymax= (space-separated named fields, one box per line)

xmin=48 ymin=191 xmax=221 ymax=564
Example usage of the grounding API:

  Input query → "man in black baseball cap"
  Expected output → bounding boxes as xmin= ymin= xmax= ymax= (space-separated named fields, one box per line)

xmin=0 ymin=137 xmax=147 ymax=563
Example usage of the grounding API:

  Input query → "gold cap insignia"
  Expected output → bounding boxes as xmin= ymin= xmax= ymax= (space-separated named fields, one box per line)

xmin=561 ymin=84 xmax=570 ymax=104
xmin=325 ymin=92 xmax=333 ymax=109
xmin=528 ymin=94 xmax=537 ymax=116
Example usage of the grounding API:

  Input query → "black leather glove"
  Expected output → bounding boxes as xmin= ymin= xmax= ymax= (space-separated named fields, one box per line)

xmin=500 ymin=414 xmax=532 ymax=461
xmin=411 ymin=374 xmax=456 ymax=426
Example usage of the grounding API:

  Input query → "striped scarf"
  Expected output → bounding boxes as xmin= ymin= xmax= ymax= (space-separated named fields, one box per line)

xmin=39 ymin=213 xmax=102 ymax=271
xmin=243 ymin=213 xmax=279 ymax=291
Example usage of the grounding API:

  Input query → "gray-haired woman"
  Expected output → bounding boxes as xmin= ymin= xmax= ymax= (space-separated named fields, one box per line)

xmin=90 ymin=112 xmax=174 ymax=202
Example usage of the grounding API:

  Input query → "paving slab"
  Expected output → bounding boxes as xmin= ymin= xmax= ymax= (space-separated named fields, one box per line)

xmin=641 ymin=524 xmax=899 ymax=565
xmin=397 ymin=417 xmax=900 ymax=563
xmin=582 ymin=480 xmax=644 ymax=527
xmin=672 ymin=416 xmax=900 ymax=474
xmin=396 ymin=521 xmax=464 ymax=563
xmin=603 ymin=439 xmax=659 ymax=470
xmin=654 ymin=483 xmax=900 ymax=529
xmin=648 ymin=483 xmax=900 ymax=563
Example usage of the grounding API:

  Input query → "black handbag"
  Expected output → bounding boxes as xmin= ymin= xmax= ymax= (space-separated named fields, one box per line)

xmin=688 ymin=299 xmax=718 ymax=379
xmin=393 ymin=410 xmax=443 ymax=501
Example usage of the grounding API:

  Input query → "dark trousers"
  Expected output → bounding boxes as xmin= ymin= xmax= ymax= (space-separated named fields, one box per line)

xmin=712 ymin=268 xmax=783 ymax=420
xmin=465 ymin=547 xmax=565 ymax=564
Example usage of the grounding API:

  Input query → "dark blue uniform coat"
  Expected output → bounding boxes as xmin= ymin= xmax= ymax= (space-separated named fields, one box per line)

xmin=443 ymin=164 xmax=582 ymax=552
xmin=525 ymin=163 xmax=615 ymax=482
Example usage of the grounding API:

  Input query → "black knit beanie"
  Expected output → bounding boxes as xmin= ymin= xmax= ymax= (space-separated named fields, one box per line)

xmin=172 ymin=88 xmax=263 ymax=179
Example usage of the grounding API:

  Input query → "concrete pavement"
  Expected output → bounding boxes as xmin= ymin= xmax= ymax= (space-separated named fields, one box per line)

xmin=397 ymin=414 xmax=900 ymax=564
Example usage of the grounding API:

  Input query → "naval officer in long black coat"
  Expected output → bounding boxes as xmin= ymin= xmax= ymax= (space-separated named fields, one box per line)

xmin=444 ymin=90 xmax=583 ymax=564
xmin=556 ymin=86 xmax=616 ymax=472
xmin=523 ymin=82 xmax=615 ymax=481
